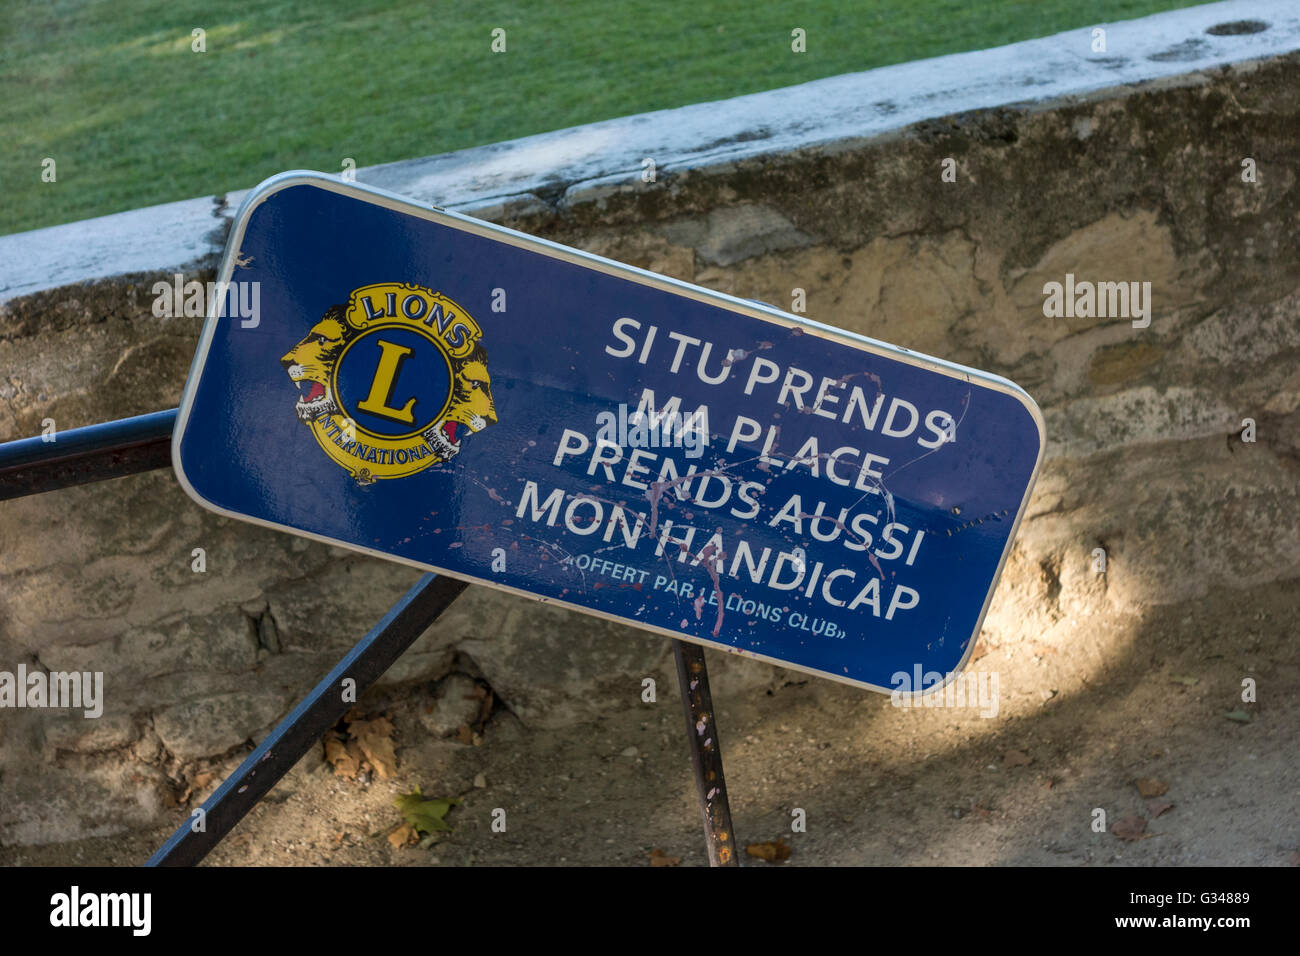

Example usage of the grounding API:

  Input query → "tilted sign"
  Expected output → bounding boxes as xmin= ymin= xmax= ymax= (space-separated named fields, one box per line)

xmin=174 ymin=172 xmax=1045 ymax=694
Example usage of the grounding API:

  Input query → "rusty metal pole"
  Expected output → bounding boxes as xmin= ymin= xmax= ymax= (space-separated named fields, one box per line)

xmin=672 ymin=639 xmax=738 ymax=866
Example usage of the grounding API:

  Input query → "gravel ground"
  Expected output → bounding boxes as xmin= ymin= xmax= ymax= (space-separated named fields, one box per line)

xmin=3 ymin=574 xmax=1295 ymax=868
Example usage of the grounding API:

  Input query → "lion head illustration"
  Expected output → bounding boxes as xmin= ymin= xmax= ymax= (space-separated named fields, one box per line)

xmin=280 ymin=305 xmax=354 ymax=422
xmin=422 ymin=343 xmax=497 ymax=461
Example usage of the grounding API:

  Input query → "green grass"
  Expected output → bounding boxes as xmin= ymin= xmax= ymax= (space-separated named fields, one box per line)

xmin=2 ymin=0 xmax=1210 ymax=235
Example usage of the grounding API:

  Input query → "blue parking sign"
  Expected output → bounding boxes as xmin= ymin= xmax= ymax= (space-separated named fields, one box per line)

xmin=174 ymin=172 xmax=1045 ymax=694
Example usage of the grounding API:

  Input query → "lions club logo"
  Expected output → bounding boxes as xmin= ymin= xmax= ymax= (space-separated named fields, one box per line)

xmin=279 ymin=282 xmax=497 ymax=483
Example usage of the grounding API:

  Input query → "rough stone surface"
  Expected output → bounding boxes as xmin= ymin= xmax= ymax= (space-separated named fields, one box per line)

xmin=3 ymin=19 xmax=1300 ymax=849
xmin=418 ymin=674 xmax=483 ymax=737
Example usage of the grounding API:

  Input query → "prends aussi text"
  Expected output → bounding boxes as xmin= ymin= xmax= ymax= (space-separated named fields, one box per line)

xmin=512 ymin=317 xmax=965 ymax=630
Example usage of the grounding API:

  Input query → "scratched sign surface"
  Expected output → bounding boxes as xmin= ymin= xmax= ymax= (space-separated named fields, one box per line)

xmin=174 ymin=172 xmax=1045 ymax=694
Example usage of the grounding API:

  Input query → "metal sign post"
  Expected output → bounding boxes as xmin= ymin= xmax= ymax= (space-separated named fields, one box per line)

xmin=0 ymin=409 xmax=175 ymax=499
xmin=673 ymin=639 xmax=737 ymax=866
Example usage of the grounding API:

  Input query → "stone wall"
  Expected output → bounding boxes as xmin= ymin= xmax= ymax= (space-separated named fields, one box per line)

xmin=2 ymin=3 xmax=1299 ymax=845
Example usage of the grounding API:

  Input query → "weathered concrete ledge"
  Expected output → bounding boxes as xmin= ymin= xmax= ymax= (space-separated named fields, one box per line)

xmin=2 ymin=0 xmax=1297 ymax=303
xmin=2 ymin=1 xmax=1300 ymax=846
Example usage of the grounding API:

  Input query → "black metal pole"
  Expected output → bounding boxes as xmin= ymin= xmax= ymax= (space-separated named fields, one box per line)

xmin=2 ymin=409 xmax=744 ymax=867
xmin=672 ymin=639 xmax=739 ymax=866
xmin=0 ymin=408 xmax=177 ymax=501
xmin=146 ymin=572 xmax=468 ymax=866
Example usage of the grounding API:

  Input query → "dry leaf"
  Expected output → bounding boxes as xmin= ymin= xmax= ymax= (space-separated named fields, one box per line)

xmin=746 ymin=838 xmax=792 ymax=863
xmin=349 ymin=715 xmax=398 ymax=779
xmin=348 ymin=740 xmax=368 ymax=772
xmin=649 ymin=848 xmax=682 ymax=867
xmin=388 ymin=822 xmax=417 ymax=848
xmin=1112 ymin=815 xmax=1148 ymax=841
xmin=324 ymin=733 xmax=360 ymax=778
xmin=1003 ymin=750 xmax=1032 ymax=768
xmin=1135 ymin=777 xmax=1168 ymax=798
xmin=179 ymin=769 xmax=218 ymax=804
xmin=1147 ymin=799 xmax=1174 ymax=818
xmin=456 ymin=724 xmax=474 ymax=745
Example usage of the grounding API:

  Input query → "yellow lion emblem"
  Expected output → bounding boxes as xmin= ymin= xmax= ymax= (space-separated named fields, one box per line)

xmin=280 ymin=282 xmax=496 ymax=483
